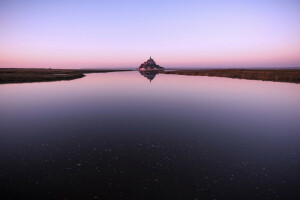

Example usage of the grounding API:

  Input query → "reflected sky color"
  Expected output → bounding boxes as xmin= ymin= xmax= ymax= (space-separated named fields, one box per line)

xmin=0 ymin=0 xmax=299 ymax=68
xmin=0 ymin=72 xmax=300 ymax=199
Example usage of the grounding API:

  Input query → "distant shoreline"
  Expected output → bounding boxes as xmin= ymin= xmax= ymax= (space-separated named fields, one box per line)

xmin=160 ymin=69 xmax=300 ymax=84
xmin=0 ymin=68 xmax=299 ymax=84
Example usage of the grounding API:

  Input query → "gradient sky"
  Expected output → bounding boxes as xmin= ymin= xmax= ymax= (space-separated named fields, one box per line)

xmin=0 ymin=0 xmax=299 ymax=68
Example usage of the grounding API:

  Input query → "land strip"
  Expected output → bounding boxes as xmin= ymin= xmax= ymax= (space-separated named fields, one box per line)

xmin=160 ymin=69 xmax=300 ymax=83
xmin=0 ymin=68 xmax=133 ymax=84
xmin=1 ymin=68 xmax=300 ymax=84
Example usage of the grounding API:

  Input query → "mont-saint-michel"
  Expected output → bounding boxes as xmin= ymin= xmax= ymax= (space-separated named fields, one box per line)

xmin=138 ymin=57 xmax=164 ymax=71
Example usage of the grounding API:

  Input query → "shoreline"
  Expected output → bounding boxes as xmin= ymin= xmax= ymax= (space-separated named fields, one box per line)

xmin=159 ymin=69 xmax=300 ymax=84
xmin=0 ymin=68 xmax=133 ymax=84
xmin=1 ymin=68 xmax=300 ymax=84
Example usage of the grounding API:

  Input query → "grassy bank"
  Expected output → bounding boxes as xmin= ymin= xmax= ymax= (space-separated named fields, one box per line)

xmin=1 ymin=68 xmax=300 ymax=84
xmin=0 ymin=68 xmax=133 ymax=84
xmin=160 ymin=69 xmax=300 ymax=83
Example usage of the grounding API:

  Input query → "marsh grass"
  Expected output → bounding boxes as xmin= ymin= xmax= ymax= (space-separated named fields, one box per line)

xmin=0 ymin=68 xmax=133 ymax=84
xmin=160 ymin=69 xmax=300 ymax=83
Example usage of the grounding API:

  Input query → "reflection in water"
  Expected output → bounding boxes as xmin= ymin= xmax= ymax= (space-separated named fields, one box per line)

xmin=0 ymin=72 xmax=300 ymax=199
xmin=139 ymin=70 xmax=159 ymax=82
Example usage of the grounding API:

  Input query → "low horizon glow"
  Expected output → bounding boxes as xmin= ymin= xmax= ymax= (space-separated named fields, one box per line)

xmin=0 ymin=0 xmax=299 ymax=69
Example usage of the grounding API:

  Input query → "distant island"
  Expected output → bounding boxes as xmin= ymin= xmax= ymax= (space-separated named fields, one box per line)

xmin=138 ymin=57 xmax=164 ymax=71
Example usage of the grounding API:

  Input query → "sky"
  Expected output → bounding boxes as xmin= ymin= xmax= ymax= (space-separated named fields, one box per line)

xmin=0 ymin=0 xmax=299 ymax=69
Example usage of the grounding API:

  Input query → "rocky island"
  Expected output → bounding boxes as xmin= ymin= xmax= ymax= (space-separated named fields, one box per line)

xmin=138 ymin=57 xmax=164 ymax=71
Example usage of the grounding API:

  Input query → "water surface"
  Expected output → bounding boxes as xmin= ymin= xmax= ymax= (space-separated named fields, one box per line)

xmin=0 ymin=71 xmax=299 ymax=199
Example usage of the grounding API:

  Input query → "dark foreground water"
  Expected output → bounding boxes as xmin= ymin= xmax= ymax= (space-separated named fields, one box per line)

xmin=0 ymin=71 xmax=300 ymax=200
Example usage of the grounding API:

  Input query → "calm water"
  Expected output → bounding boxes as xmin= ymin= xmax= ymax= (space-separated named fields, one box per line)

xmin=1 ymin=71 xmax=300 ymax=199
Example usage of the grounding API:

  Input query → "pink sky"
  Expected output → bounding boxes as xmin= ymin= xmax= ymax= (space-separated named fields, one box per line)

xmin=0 ymin=0 xmax=299 ymax=69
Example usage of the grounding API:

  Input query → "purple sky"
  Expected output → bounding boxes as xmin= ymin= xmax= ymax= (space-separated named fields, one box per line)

xmin=0 ymin=0 xmax=299 ymax=68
